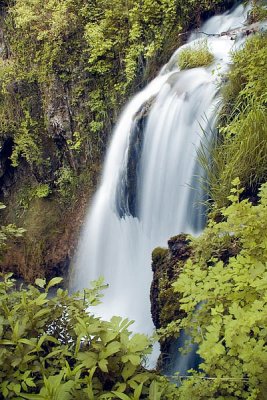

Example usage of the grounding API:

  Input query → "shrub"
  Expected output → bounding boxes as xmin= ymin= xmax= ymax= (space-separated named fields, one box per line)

xmin=177 ymin=41 xmax=214 ymax=70
xmin=0 ymin=274 xmax=179 ymax=399
xmin=168 ymin=181 xmax=267 ymax=399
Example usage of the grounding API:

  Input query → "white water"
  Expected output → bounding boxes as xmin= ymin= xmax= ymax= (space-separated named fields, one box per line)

xmin=71 ymin=4 xmax=248 ymax=365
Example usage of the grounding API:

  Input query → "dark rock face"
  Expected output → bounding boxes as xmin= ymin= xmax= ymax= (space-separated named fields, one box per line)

xmin=45 ymin=79 xmax=78 ymax=172
xmin=115 ymin=97 xmax=155 ymax=218
xmin=150 ymin=234 xmax=192 ymax=369
xmin=0 ymin=138 xmax=15 ymax=195
xmin=168 ymin=234 xmax=192 ymax=260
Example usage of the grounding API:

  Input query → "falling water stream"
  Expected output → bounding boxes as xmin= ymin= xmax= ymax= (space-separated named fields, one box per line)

xmin=71 ymin=4 xmax=249 ymax=372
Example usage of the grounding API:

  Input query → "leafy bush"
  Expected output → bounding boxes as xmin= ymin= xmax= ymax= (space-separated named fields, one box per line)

xmin=0 ymin=274 xmax=179 ymax=399
xmin=177 ymin=41 xmax=214 ymax=70
xmin=168 ymin=180 xmax=267 ymax=399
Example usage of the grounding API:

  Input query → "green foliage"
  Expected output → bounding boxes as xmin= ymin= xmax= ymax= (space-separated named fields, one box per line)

xmin=199 ymin=34 xmax=267 ymax=207
xmin=177 ymin=41 xmax=214 ymax=70
xmin=168 ymin=181 xmax=267 ymax=399
xmin=54 ymin=166 xmax=81 ymax=205
xmin=0 ymin=274 xmax=179 ymax=399
xmin=10 ymin=110 xmax=43 ymax=168
xmin=0 ymin=0 xmax=230 ymax=168
xmin=34 ymin=184 xmax=51 ymax=199
xmin=0 ymin=204 xmax=25 ymax=258
xmin=248 ymin=1 xmax=267 ymax=23
xmin=17 ymin=184 xmax=51 ymax=212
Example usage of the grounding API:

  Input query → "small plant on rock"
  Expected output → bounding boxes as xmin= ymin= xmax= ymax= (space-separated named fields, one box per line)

xmin=177 ymin=40 xmax=214 ymax=70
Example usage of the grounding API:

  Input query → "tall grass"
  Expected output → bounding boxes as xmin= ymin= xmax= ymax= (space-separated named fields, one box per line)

xmin=199 ymin=108 xmax=267 ymax=207
xmin=198 ymin=34 xmax=267 ymax=207
xmin=177 ymin=40 xmax=214 ymax=70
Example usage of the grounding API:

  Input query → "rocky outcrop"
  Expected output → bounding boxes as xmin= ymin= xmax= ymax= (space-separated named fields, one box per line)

xmin=150 ymin=234 xmax=192 ymax=369
xmin=151 ymin=234 xmax=191 ymax=330
xmin=115 ymin=96 xmax=155 ymax=218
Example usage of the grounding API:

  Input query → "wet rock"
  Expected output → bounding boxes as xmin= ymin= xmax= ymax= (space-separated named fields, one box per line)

xmin=168 ymin=234 xmax=191 ymax=259
xmin=115 ymin=96 xmax=156 ymax=218
xmin=150 ymin=234 xmax=193 ymax=371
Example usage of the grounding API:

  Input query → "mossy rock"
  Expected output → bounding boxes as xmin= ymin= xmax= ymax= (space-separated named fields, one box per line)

xmin=152 ymin=247 xmax=168 ymax=264
xmin=150 ymin=235 xmax=192 ymax=330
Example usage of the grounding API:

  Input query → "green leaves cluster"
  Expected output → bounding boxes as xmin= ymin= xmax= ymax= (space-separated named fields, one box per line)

xmin=0 ymin=203 xmax=25 ymax=258
xmin=169 ymin=180 xmax=267 ymax=399
xmin=0 ymin=274 xmax=178 ymax=399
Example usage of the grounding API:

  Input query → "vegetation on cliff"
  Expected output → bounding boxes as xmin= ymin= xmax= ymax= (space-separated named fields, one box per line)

xmin=0 ymin=0 xmax=233 ymax=281
xmin=170 ymin=180 xmax=267 ymax=399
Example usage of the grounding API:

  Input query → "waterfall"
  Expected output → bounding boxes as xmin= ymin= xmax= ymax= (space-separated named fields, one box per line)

xmin=71 ymin=4 xmax=248 ymax=370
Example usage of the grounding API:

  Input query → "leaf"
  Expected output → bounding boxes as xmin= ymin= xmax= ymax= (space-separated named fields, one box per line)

xmin=25 ymin=378 xmax=36 ymax=388
xmin=101 ymin=341 xmax=121 ymax=358
xmin=37 ymin=334 xmax=59 ymax=348
xmin=77 ymin=351 xmax=98 ymax=368
xmin=34 ymin=308 xmax=50 ymax=319
xmin=98 ymin=359 xmax=109 ymax=373
xmin=128 ymin=334 xmax=149 ymax=352
xmin=122 ymin=362 xmax=137 ymax=381
xmin=149 ymin=381 xmax=163 ymax=400
xmin=128 ymin=355 xmax=140 ymax=366
xmin=18 ymin=338 xmax=36 ymax=347
xmin=13 ymin=383 xmax=21 ymax=395
xmin=0 ymin=339 xmax=15 ymax=345
xmin=19 ymin=394 xmax=44 ymax=400
xmin=34 ymin=293 xmax=48 ymax=306
xmin=116 ymin=383 xmax=127 ymax=393
xmin=134 ymin=383 xmax=143 ymax=400
xmin=46 ymin=277 xmax=63 ymax=291
xmin=35 ymin=278 xmax=46 ymax=288
xmin=111 ymin=392 xmax=132 ymax=400
xmin=231 ymin=177 xmax=241 ymax=186
xmin=44 ymin=349 xmax=64 ymax=359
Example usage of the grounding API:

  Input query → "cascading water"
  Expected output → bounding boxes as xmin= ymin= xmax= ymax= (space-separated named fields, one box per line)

xmin=71 ymin=4 xmax=248 ymax=371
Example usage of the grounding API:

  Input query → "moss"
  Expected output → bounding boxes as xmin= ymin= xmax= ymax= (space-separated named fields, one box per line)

xmin=152 ymin=247 xmax=168 ymax=264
